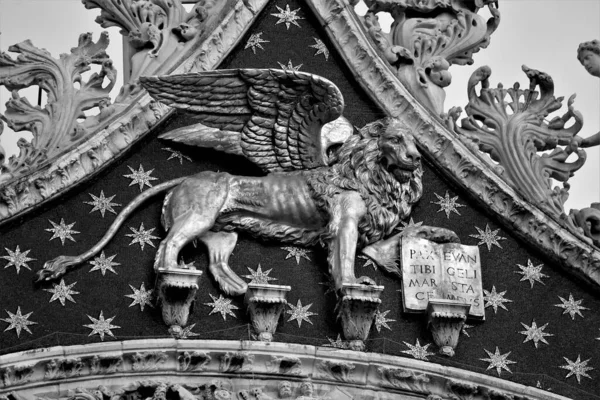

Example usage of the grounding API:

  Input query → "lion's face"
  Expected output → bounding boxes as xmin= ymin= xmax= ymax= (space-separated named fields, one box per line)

xmin=378 ymin=123 xmax=421 ymax=184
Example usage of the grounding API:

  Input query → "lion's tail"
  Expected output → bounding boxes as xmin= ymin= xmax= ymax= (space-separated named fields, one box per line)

xmin=52 ymin=177 xmax=187 ymax=270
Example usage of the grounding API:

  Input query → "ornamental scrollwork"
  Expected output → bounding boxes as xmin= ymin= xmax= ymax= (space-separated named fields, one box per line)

xmin=0 ymin=32 xmax=117 ymax=181
xmin=448 ymin=65 xmax=586 ymax=222
xmin=359 ymin=0 xmax=500 ymax=114
xmin=82 ymin=0 xmax=220 ymax=101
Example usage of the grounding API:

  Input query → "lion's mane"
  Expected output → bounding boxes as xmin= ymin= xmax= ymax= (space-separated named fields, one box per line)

xmin=307 ymin=119 xmax=423 ymax=247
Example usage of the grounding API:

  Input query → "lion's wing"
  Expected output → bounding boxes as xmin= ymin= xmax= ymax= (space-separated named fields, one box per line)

xmin=140 ymin=69 xmax=345 ymax=172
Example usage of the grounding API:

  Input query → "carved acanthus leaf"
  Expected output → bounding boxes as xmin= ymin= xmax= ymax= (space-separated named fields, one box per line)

xmin=360 ymin=0 xmax=500 ymax=113
xmin=453 ymin=65 xmax=586 ymax=219
xmin=0 ymin=32 xmax=116 ymax=179
xmin=82 ymin=0 xmax=219 ymax=101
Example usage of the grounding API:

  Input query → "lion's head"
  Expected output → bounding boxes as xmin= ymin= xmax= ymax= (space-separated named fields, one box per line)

xmin=308 ymin=117 xmax=423 ymax=246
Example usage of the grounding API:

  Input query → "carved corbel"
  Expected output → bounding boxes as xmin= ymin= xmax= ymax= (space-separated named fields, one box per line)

xmin=426 ymin=299 xmax=471 ymax=357
xmin=155 ymin=266 xmax=203 ymax=337
xmin=244 ymin=283 xmax=291 ymax=342
xmin=337 ymin=283 xmax=384 ymax=351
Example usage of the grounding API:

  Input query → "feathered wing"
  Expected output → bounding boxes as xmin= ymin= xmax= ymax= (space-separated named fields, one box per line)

xmin=140 ymin=69 xmax=345 ymax=172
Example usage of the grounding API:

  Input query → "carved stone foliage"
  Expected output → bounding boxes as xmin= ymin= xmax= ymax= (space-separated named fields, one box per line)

xmin=82 ymin=0 xmax=222 ymax=101
xmin=570 ymin=203 xmax=600 ymax=248
xmin=0 ymin=0 xmax=267 ymax=224
xmin=360 ymin=0 xmax=500 ymax=114
xmin=305 ymin=0 xmax=600 ymax=302
xmin=0 ymin=33 xmax=117 ymax=179
xmin=0 ymin=340 xmax=563 ymax=400
xmin=450 ymin=65 xmax=586 ymax=220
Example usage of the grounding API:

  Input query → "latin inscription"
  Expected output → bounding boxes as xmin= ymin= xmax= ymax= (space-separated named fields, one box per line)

xmin=401 ymin=237 xmax=484 ymax=319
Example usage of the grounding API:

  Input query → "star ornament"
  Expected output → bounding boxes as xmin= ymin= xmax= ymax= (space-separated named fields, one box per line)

xmin=560 ymin=355 xmax=594 ymax=384
xmin=519 ymin=321 xmax=553 ymax=348
xmin=44 ymin=279 xmax=79 ymax=306
xmin=123 ymin=164 xmax=158 ymax=191
xmin=483 ymin=286 xmax=512 ymax=313
xmin=515 ymin=259 xmax=548 ymax=288
xmin=554 ymin=293 xmax=589 ymax=320
xmin=309 ymin=37 xmax=329 ymax=60
xmin=469 ymin=224 xmax=505 ymax=251
xmin=126 ymin=222 xmax=160 ymax=251
xmin=84 ymin=191 xmax=121 ymax=218
xmin=84 ymin=311 xmax=120 ymax=341
xmin=277 ymin=59 xmax=303 ymax=72
xmin=270 ymin=4 xmax=303 ymax=29
xmin=46 ymin=218 xmax=80 ymax=245
xmin=480 ymin=347 xmax=516 ymax=376
xmin=286 ymin=299 xmax=317 ymax=327
xmin=2 ymin=245 xmax=36 ymax=274
xmin=401 ymin=339 xmax=435 ymax=361
xmin=281 ymin=246 xmax=311 ymax=264
xmin=2 ymin=307 xmax=37 ymax=337
xmin=162 ymin=147 xmax=192 ymax=164
xmin=125 ymin=283 xmax=154 ymax=311
xmin=431 ymin=191 xmax=465 ymax=219
xmin=243 ymin=264 xmax=277 ymax=284
xmin=374 ymin=309 xmax=395 ymax=332
xmin=205 ymin=294 xmax=238 ymax=320
xmin=245 ymin=32 xmax=269 ymax=54
xmin=89 ymin=251 xmax=121 ymax=275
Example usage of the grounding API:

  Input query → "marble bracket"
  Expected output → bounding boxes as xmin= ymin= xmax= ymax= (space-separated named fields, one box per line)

xmin=244 ymin=283 xmax=291 ymax=342
xmin=426 ymin=299 xmax=471 ymax=357
xmin=337 ymin=283 xmax=384 ymax=351
xmin=155 ymin=267 xmax=203 ymax=337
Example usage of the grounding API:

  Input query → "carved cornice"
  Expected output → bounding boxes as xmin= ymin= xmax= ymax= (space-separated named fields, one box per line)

xmin=0 ymin=340 xmax=568 ymax=400
xmin=0 ymin=0 xmax=270 ymax=225
xmin=305 ymin=0 xmax=600 ymax=290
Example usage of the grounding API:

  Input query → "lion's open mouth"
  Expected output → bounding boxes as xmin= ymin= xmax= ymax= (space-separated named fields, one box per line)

xmin=383 ymin=157 xmax=417 ymax=183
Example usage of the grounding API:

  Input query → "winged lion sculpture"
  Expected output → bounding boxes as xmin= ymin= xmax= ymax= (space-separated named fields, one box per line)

xmin=37 ymin=69 xmax=452 ymax=297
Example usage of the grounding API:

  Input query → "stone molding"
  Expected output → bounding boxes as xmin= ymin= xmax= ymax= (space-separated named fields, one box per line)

xmin=0 ymin=339 xmax=568 ymax=400
xmin=0 ymin=0 xmax=270 ymax=224
xmin=304 ymin=0 xmax=600 ymax=289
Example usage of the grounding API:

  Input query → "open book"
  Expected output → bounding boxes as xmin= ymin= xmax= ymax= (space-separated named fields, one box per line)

xmin=401 ymin=237 xmax=484 ymax=319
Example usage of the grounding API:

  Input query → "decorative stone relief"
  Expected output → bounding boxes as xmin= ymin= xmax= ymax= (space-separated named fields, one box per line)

xmin=265 ymin=356 xmax=302 ymax=376
xmin=89 ymin=355 xmax=124 ymax=375
xmin=426 ymin=300 xmax=470 ymax=357
xmin=570 ymin=203 xmax=600 ymax=248
xmin=317 ymin=360 xmax=356 ymax=383
xmin=0 ymin=33 xmax=117 ymax=179
xmin=1 ymin=365 xmax=34 ymax=387
xmin=360 ymin=0 xmax=500 ymax=114
xmin=303 ymin=0 xmax=600 ymax=288
xmin=155 ymin=267 xmax=203 ymax=336
xmin=178 ymin=351 xmax=211 ymax=372
xmin=81 ymin=0 xmax=223 ymax=101
xmin=0 ymin=340 xmax=572 ymax=399
xmin=0 ymin=0 xmax=268 ymax=224
xmin=448 ymin=65 xmax=586 ymax=221
xmin=245 ymin=283 xmax=291 ymax=342
xmin=44 ymin=358 xmax=83 ymax=380
xmin=219 ymin=352 xmax=254 ymax=374
xmin=131 ymin=352 xmax=168 ymax=371
xmin=376 ymin=367 xmax=430 ymax=393
xmin=337 ymin=283 xmax=383 ymax=351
